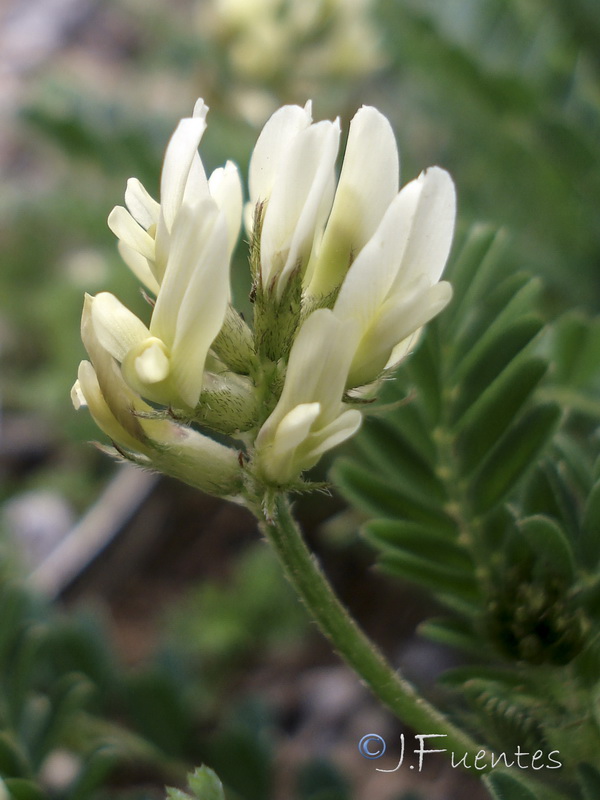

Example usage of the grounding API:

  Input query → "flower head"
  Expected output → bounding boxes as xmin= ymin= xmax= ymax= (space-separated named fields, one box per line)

xmin=74 ymin=98 xmax=456 ymax=494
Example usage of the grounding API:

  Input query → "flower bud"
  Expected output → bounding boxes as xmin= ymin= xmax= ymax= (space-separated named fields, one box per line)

xmin=248 ymin=102 xmax=340 ymax=299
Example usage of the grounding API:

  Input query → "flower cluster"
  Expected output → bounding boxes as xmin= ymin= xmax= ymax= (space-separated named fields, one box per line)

xmin=200 ymin=0 xmax=385 ymax=85
xmin=73 ymin=99 xmax=455 ymax=495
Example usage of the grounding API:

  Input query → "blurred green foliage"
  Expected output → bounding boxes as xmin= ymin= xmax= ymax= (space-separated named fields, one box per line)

xmin=166 ymin=543 xmax=307 ymax=707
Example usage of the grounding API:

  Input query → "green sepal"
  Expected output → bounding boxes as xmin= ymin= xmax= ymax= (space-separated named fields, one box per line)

xmin=211 ymin=305 xmax=256 ymax=375
xmin=253 ymin=264 xmax=303 ymax=362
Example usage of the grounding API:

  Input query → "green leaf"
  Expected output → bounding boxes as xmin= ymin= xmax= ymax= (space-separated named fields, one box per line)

xmin=382 ymin=400 xmax=437 ymax=464
xmin=379 ymin=551 xmax=480 ymax=605
xmin=455 ymin=357 xmax=548 ymax=474
xmin=363 ymin=520 xmax=467 ymax=570
xmin=518 ymin=515 xmax=575 ymax=581
xmin=406 ymin=327 xmax=442 ymax=425
xmin=450 ymin=316 xmax=544 ymax=421
xmin=470 ymin=403 xmax=561 ymax=514
xmin=438 ymin=666 xmax=526 ymax=689
xmin=443 ymin=225 xmax=507 ymax=338
xmin=450 ymin=277 xmax=543 ymax=384
xmin=418 ymin=617 xmax=481 ymax=655
xmin=484 ymin=772 xmax=541 ymax=800
xmin=354 ymin=418 xmax=445 ymax=505
xmin=27 ymin=674 xmax=94 ymax=764
xmin=449 ymin=272 xmax=534 ymax=368
xmin=331 ymin=460 xmax=455 ymax=530
xmin=552 ymin=312 xmax=600 ymax=390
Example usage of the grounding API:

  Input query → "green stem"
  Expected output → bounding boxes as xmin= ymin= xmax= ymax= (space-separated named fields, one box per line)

xmin=252 ymin=491 xmax=486 ymax=765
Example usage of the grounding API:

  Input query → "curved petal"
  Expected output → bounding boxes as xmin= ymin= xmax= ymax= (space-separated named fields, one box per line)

xmin=150 ymin=202 xmax=230 ymax=407
xmin=249 ymin=101 xmax=312 ymax=203
xmin=271 ymin=402 xmax=321 ymax=460
xmin=260 ymin=119 xmax=340 ymax=290
xmin=108 ymin=206 xmax=156 ymax=261
xmin=160 ymin=114 xmax=208 ymax=231
xmin=257 ymin=309 xmax=360 ymax=470
xmin=132 ymin=338 xmax=171 ymax=384
xmin=333 ymin=184 xmax=420 ymax=331
xmin=170 ymin=212 xmax=230 ymax=407
xmin=150 ymin=199 xmax=219 ymax=346
xmin=306 ymin=105 xmax=399 ymax=295
xmin=390 ymin=167 xmax=456 ymax=291
xmin=347 ymin=281 xmax=452 ymax=387
xmin=75 ymin=361 xmax=144 ymax=452
xmin=276 ymin=308 xmax=359 ymax=423
xmin=209 ymin=161 xmax=244 ymax=256
xmin=90 ymin=292 xmax=150 ymax=362
xmin=304 ymin=407 xmax=362 ymax=460
xmin=125 ymin=178 xmax=160 ymax=230
xmin=117 ymin=241 xmax=160 ymax=295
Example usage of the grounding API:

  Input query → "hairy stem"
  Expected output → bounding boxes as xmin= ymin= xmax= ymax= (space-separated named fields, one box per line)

xmin=252 ymin=491 xmax=485 ymax=765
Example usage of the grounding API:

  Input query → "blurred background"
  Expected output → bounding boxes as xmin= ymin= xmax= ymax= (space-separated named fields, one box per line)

xmin=0 ymin=1 xmax=599 ymax=798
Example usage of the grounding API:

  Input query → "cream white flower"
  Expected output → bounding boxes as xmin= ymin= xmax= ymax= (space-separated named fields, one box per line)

xmin=255 ymin=309 xmax=362 ymax=484
xmin=75 ymin=97 xmax=456 ymax=493
xmin=108 ymin=99 xmax=242 ymax=293
xmin=92 ymin=196 xmax=231 ymax=409
xmin=304 ymin=104 xmax=400 ymax=298
xmin=72 ymin=296 xmax=242 ymax=496
xmin=333 ymin=167 xmax=456 ymax=388
xmin=248 ymin=102 xmax=340 ymax=297
xmin=202 ymin=0 xmax=385 ymax=84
